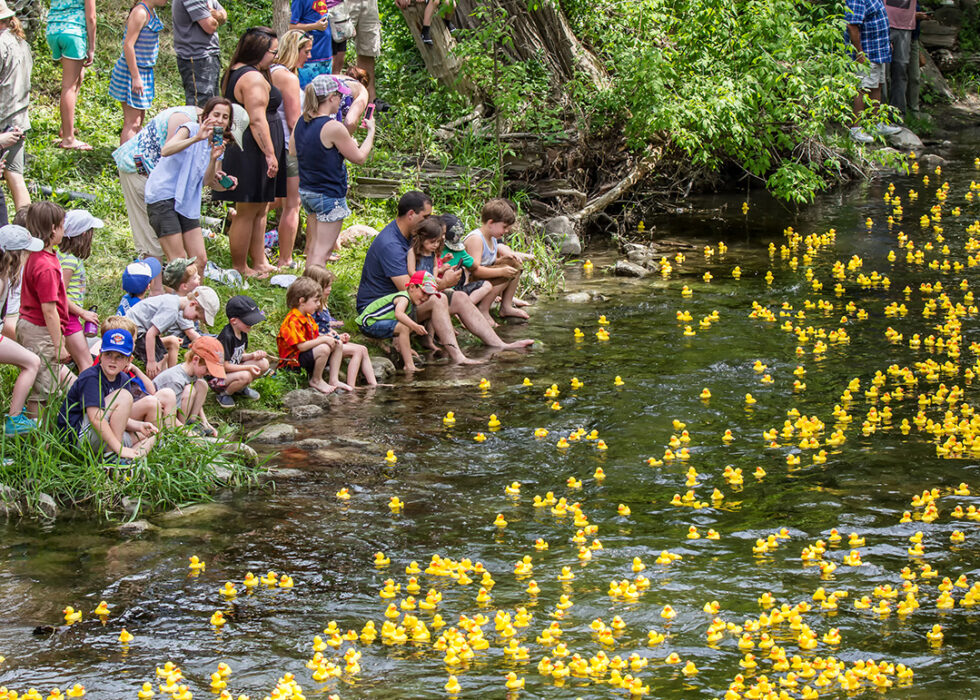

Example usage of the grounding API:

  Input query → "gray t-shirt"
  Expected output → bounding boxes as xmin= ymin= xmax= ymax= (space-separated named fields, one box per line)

xmin=125 ymin=294 xmax=194 ymax=336
xmin=172 ymin=0 xmax=222 ymax=59
xmin=154 ymin=364 xmax=194 ymax=397
xmin=0 ymin=29 xmax=33 ymax=131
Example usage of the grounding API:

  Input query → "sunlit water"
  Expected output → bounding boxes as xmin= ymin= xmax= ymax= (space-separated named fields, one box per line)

xmin=3 ymin=136 xmax=980 ymax=699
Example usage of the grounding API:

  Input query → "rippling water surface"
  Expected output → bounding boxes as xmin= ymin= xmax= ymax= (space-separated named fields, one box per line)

xmin=3 ymin=137 xmax=980 ymax=698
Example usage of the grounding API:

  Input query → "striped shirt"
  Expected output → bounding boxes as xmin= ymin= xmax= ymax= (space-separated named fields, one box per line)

xmin=356 ymin=291 xmax=412 ymax=329
xmin=845 ymin=0 xmax=892 ymax=64
xmin=57 ymin=251 xmax=86 ymax=306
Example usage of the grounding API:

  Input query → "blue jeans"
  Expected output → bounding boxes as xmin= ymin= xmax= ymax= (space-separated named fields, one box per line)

xmin=360 ymin=319 xmax=397 ymax=338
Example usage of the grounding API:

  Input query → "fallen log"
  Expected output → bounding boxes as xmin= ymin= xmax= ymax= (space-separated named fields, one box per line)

xmin=569 ymin=147 xmax=663 ymax=226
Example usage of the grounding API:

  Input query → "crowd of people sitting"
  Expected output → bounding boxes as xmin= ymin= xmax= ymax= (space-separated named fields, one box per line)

xmin=0 ymin=0 xmax=535 ymax=464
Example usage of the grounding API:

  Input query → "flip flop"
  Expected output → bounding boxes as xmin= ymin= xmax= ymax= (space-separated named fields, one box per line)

xmin=57 ymin=141 xmax=93 ymax=151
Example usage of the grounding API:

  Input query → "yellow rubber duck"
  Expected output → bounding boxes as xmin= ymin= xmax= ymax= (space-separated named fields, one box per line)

xmin=614 ymin=375 xmax=625 ymax=386
xmin=556 ymin=437 xmax=569 ymax=449
xmin=474 ymin=432 xmax=487 ymax=442
xmin=388 ymin=496 xmax=404 ymax=512
xmin=573 ymin=327 xmax=585 ymax=339
xmin=188 ymin=555 xmax=206 ymax=573
xmin=65 ymin=686 xmax=84 ymax=698
xmin=533 ymin=427 xmax=549 ymax=438
xmin=279 ymin=574 xmax=294 ymax=588
xmin=596 ymin=328 xmax=610 ymax=341
xmin=92 ymin=601 xmax=110 ymax=618
xmin=219 ymin=582 xmax=237 ymax=598
xmin=242 ymin=572 xmax=258 ymax=590
xmin=551 ymin=400 xmax=562 ymax=411
xmin=137 ymin=682 xmax=155 ymax=699
xmin=444 ymin=675 xmax=461 ymax=694
xmin=617 ymin=504 xmax=631 ymax=516
xmin=374 ymin=551 xmax=390 ymax=566
xmin=478 ymin=377 xmax=491 ymax=391
xmin=700 ymin=388 xmax=711 ymax=400
xmin=210 ymin=611 xmax=226 ymax=627
xmin=487 ymin=414 xmax=501 ymax=429
xmin=493 ymin=514 xmax=508 ymax=528
xmin=598 ymin=315 xmax=609 ymax=325
xmin=443 ymin=411 xmax=456 ymax=426
xmin=570 ymin=377 xmax=584 ymax=389
xmin=63 ymin=606 xmax=82 ymax=624
xmin=335 ymin=487 xmax=351 ymax=500
xmin=384 ymin=449 xmax=397 ymax=464
xmin=504 ymin=481 xmax=521 ymax=496
xmin=260 ymin=570 xmax=278 ymax=586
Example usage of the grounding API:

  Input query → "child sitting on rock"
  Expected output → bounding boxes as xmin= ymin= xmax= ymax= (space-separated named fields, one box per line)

xmin=153 ymin=335 xmax=224 ymax=436
xmin=356 ymin=270 xmax=437 ymax=374
xmin=303 ymin=265 xmax=379 ymax=387
xmin=57 ymin=328 xmax=159 ymax=462
xmin=214 ymin=295 xmax=270 ymax=407
xmin=277 ymin=276 xmax=349 ymax=395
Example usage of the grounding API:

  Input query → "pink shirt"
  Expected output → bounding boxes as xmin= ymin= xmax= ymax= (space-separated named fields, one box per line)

xmin=19 ymin=249 xmax=70 ymax=333
xmin=885 ymin=0 xmax=916 ymax=31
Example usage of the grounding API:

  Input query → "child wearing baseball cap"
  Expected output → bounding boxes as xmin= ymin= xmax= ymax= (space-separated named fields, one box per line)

xmin=58 ymin=209 xmax=105 ymax=373
xmin=117 ymin=258 xmax=163 ymax=316
xmin=214 ymin=294 xmax=270 ymax=407
xmin=356 ymin=270 xmax=438 ymax=373
xmin=57 ymin=328 xmax=159 ymax=461
xmin=153 ymin=335 xmax=225 ymax=436
xmin=124 ymin=285 xmax=219 ymax=378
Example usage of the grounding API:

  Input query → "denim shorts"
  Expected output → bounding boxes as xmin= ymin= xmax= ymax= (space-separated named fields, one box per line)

xmin=360 ymin=319 xmax=397 ymax=339
xmin=299 ymin=190 xmax=350 ymax=223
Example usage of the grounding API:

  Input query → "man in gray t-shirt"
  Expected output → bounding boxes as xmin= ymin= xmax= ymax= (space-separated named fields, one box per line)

xmin=172 ymin=0 xmax=227 ymax=107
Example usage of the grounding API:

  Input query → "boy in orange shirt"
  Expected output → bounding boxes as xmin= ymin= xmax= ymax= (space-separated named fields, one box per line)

xmin=276 ymin=277 xmax=349 ymax=395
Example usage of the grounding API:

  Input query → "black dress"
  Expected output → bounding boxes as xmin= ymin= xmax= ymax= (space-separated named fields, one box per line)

xmin=214 ymin=65 xmax=287 ymax=203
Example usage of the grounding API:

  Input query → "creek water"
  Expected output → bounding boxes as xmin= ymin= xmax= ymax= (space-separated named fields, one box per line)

xmin=3 ymin=135 xmax=980 ymax=699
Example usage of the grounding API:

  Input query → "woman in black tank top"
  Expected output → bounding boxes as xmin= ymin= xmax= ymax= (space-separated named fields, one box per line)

xmin=214 ymin=27 xmax=286 ymax=278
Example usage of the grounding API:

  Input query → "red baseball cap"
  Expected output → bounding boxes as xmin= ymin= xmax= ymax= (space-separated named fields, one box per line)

xmin=408 ymin=271 xmax=440 ymax=296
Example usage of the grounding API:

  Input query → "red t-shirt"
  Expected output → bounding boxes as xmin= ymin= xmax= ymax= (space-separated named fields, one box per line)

xmin=19 ymin=249 xmax=70 ymax=333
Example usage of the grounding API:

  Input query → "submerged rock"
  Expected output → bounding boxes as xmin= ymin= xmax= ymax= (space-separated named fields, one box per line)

xmin=117 ymin=519 xmax=158 ymax=537
xmin=918 ymin=153 xmax=947 ymax=169
xmin=257 ymin=468 xmax=305 ymax=483
xmin=157 ymin=502 xmax=235 ymax=525
xmin=291 ymin=404 xmax=325 ymax=420
xmin=249 ymin=423 xmax=298 ymax=444
xmin=614 ymin=260 xmax=649 ymax=278
xmin=371 ymin=356 xmax=397 ymax=382
xmin=564 ymin=291 xmax=593 ymax=304
xmin=282 ymin=388 xmax=332 ymax=409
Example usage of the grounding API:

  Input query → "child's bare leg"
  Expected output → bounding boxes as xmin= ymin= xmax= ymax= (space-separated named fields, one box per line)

xmin=130 ymin=394 xmax=160 ymax=424
xmin=162 ymin=336 xmax=180 ymax=368
xmin=423 ymin=0 xmax=439 ymax=25
xmin=328 ymin=342 xmax=352 ymax=391
xmin=478 ymin=281 xmax=507 ymax=323
xmin=468 ymin=280 xmax=494 ymax=307
xmin=223 ymin=369 xmax=254 ymax=395
xmin=309 ymin=344 xmax=336 ymax=395
xmin=103 ymin=388 xmax=134 ymax=445
xmin=499 ymin=274 xmax=529 ymax=319
xmin=65 ymin=331 xmax=93 ymax=371
xmin=150 ymin=388 xmax=179 ymax=428
xmin=394 ymin=324 xmax=418 ymax=373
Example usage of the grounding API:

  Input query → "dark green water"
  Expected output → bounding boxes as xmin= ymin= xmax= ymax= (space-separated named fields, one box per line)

xmin=3 ymin=137 xmax=980 ymax=699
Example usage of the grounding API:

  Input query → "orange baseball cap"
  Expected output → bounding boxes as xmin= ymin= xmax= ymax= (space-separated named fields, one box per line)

xmin=190 ymin=336 xmax=226 ymax=378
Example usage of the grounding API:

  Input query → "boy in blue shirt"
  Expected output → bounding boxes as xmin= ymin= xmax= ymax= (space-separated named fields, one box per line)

xmin=58 ymin=329 xmax=159 ymax=461
xmin=117 ymin=258 xmax=163 ymax=316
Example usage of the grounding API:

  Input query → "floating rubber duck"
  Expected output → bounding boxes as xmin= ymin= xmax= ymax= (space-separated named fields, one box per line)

xmin=493 ymin=514 xmax=508 ymax=528
xmin=570 ymin=377 xmax=584 ymax=389
xmin=478 ymin=377 xmax=491 ymax=391
xmin=137 ymin=682 xmax=155 ymax=699
xmin=384 ymin=449 xmax=397 ymax=464
xmin=374 ymin=551 xmax=390 ymax=567
xmin=474 ymin=432 xmax=487 ymax=442
xmin=210 ymin=611 xmax=226 ymax=627
xmin=260 ymin=570 xmax=278 ymax=586
xmin=336 ymin=487 xmax=351 ymax=500
xmin=594 ymin=467 xmax=606 ymax=480
xmin=188 ymin=555 xmax=205 ymax=573
xmin=614 ymin=375 xmax=625 ymax=386
xmin=556 ymin=437 xmax=569 ymax=449
xmin=63 ymin=606 xmax=81 ymax=624
xmin=443 ymin=411 xmax=456 ymax=426
xmin=596 ymin=328 xmax=610 ymax=341
xmin=242 ymin=572 xmax=258 ymax=590
xmin=574 ymin=328 xmax=585 ymax=339
xmin=598 ymin=315 xmax=609 ymax=325
xmin=388 ymin=496 xmax=404 ymax=512
xmin=93 ymin=601 xmax=109 ymax=617
xmin=488 ymin=414 xmax=501 ymax=429
xmin=219 ymin=582 xmax=237 ymax=598
xmin=279 ymin=574 xmax=294 ymax=588
xmin=534 ymin=427 xmax=549 ymax=438
xmin=617 ymin=504 xmax=631 ymax=516
xmin=700 ymin=388 xmax=711 ymax=400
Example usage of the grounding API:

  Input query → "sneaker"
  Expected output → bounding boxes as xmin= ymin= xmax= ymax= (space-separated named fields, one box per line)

xmin=216 ymin=393 xmax=236 ymax=408
xmin=849 ymin=126 xmax=874 ymax=144
xmin=4 ymin=412 xmax=37 ymax=435
xmin=447 ymin=20 xmax=458 ymax=33
xmin=421 ymin=26 xmax=433 ymax=45
xmin=875 ymin=123 xmax=903 ymax=136
xmin=237 ymin=386 xmax=261 ymax=401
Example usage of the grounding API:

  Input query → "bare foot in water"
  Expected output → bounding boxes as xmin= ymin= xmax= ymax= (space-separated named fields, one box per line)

xmin=502 ymin=339 xmax=535 ymax=350
xmin=512 ymin=297 xmax=531 ymax=307
xmin=336 ymin=381 xmax=354 ymax=392
xmin=309 ymin=380 xmax=336 ymax=395
xmin=500 ymin=306 xmax=530 ymax=320
xmin=454 ymin=356 xmax=485 ymax=365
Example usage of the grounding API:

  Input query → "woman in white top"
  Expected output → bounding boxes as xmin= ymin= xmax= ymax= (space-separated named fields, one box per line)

xmin=269 ymin=30 xmax=312 ymax=270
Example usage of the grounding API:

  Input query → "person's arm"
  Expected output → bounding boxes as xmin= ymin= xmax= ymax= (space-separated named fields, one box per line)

xmin=394 ymin=297 xmax=427 ymax=335
xmin=166 ymin=110 xmax=195 ymax=141
xmin=464 ymin=236 xmax=513 ymax=280
xmin=144 ymin=325 xmax=163 ymax=378
xmin=406 ymin=249 xmax=417 ymax=275
xmin=342 ymin=82 xmax=369 ymax=134
xmin=127 ymin=363 xmax=157 ymax=395
xmin=84 ymin=0 xmax=97 ymax=66
xmin=288 ymin=16 xmax=329 ymax=32
xmin=323 ymin=118 xmax=376 ymax=165
xmin=847 ymin=24 xmax=865 ymax=62
xmin=60 ymin=267 xmax=97 ymax=322
xmin=121 ymin=5 xmax=150 ymax=96
xmin=296 ymin=334 xmax=333 ymax=351
xmin=160 ymin=124 xmax=201 ymax=157
xmin=390 ymin=273 xmax=410 ymax=292
xmin=237 ymin=73 xmax=279 ymax=178
xmin=206 ymin=141 xmax=236 ymax=190
xmin=274 ymin=71 xmax=302 ymax=133
xmin=41 ymin=302 xmax=67 ymax=360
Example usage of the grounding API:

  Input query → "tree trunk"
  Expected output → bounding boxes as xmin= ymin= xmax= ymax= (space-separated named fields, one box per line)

xmin=272 ymin=0 xmax=290 ymax=37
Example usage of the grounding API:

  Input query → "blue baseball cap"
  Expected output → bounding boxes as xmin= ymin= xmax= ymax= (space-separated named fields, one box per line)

xmin=101 ymin=329 xmax=134 ymax=357
xmin=121 ymin=258 xmax=162 ymax=295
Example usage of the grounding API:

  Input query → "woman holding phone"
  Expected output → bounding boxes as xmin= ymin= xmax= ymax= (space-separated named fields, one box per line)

xmin=143 ymin=97 xmax=237 ymax=267
xmin=292 ymin=74 xmax=375 ymax=268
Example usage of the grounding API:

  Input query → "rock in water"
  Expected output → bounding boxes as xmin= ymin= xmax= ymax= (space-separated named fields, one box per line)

xmin=614 ymin=260 xmax=649 ymax=278
xmin=249 ymin=423 xmax=298 ymax=444
xmin=371 ymin=356 xmax=397 ymax=382
xmin=543 ymin=216 xmax=581 ymax=256
xmin=564 ymin=292 xmax=592 ymax=304
xmin=886 ymin=127 xmax=924 ymax=151
xmin=283 ymin=388 xmax=332 ymax=409
xmin=291 ymin=404 xmax=325 ymax=420
xmin=117 ymin=520 xmax=157 ymax=537
xmin=36 ymin=492 xmax=58 ymax=519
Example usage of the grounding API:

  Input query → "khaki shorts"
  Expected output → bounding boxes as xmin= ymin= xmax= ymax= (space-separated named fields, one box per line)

xmin=16 ymin=318 xmax=64 ymax=402
xmin=119 ymin=168 xmax=164 ymax=258
xmin=857 ymin=61 xmax=887 ymax=90
xmin=348 ymin=0 xmax=381 ymax=57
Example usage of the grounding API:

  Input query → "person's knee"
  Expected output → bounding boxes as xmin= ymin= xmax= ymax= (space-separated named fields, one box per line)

xmin=256 ymin=357 xmax=270 ymax=372
xmin=22 ymin=351 xmax=41 ymax=373
xmin=157 ymin=387 xmax=177 ymax=408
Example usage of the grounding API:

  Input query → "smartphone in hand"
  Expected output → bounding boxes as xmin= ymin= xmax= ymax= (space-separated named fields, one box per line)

xmin=365 ymin=103 xmax=376 ymax=121
xmin=213 ymin=125 xmax=224 ymax=147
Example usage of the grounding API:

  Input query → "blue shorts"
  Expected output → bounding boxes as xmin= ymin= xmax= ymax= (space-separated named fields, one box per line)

xmin=299 ymin=190 xmax=350 ymax=223
xmin=360 ymin=319 xmax=397 ymax=339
